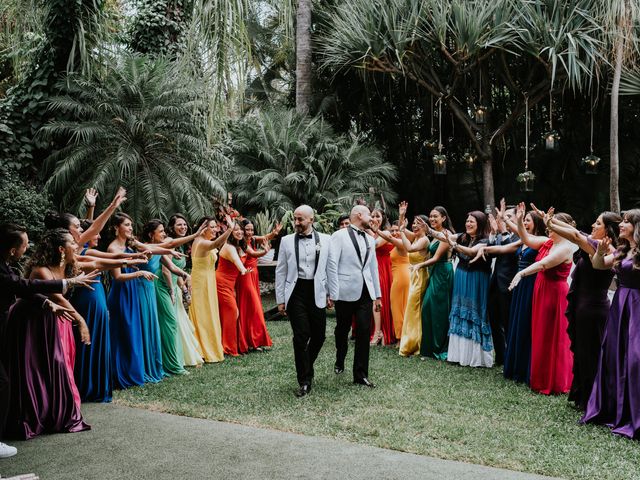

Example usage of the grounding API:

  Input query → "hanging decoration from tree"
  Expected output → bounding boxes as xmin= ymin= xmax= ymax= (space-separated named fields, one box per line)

xmin=423 ymin=94 xmax=438 ymax=153
xmin=543 ymin=94 xmax=560 ymax=151
xmin=474 ymin=72 xmax=488 ymax=125
xmin=433 ymin=95 xmax=447 ymax=175
xmin=582 ymin=94 xmax=601 ymax=175
xmin=518 ymin=95 xmax=535 ymax=192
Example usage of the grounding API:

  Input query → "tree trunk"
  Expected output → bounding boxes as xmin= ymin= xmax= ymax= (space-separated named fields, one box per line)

xmin=481 ymin=155 xmax=495 ymax=211
xmin=610 ymin=36 xmax=623 ymax=213
xmin=295 ymin=0 xmax=312 ymax=115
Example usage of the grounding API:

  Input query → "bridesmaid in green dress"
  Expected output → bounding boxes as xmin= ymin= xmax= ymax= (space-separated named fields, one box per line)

xmin=416 ymin=207 xmax=455 ymax=360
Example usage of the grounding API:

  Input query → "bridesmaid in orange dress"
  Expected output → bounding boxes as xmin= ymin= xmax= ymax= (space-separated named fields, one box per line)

xmin=370 ymin=208 xmax=395 ymax=345
xmin=217 ymin=224 xmax=251 ymax=356
xmin=237 ymin=219 xmax=280 ymax=350
xmin=388 ymin=223 xmax=410 ymax=340
xmin=509 ymin=204 xmax=577 ymax=395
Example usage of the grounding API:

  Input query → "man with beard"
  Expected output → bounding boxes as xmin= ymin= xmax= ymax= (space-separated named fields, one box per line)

xmin=327 ymin=205 xmax=381 ymax=388
xmin=276 ymin=205 xmax=331 ymax=398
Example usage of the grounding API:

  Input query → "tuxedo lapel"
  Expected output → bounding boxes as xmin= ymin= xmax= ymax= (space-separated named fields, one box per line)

xmin=347 ymin=227 xmax=363 ymax=265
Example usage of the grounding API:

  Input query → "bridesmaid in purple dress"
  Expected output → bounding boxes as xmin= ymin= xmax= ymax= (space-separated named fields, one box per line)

xmin=546 ymin=211 xmax=621 ymax=410
xmin=582 ymin=209 xmax=640 ymax=438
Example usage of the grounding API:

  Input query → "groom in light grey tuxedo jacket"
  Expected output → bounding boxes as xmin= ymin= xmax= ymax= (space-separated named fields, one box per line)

xmin=276 ymin=205 xmax=331 ymax=398
xmin=327 ymin=205 xmax=381 ymax=388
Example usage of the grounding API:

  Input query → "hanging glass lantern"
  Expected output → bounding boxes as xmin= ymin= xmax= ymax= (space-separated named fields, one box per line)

xmin=433 ymin=154 xmax=447 ymax=175
xmin=544 ymin=130 xmax=561 ymax=151
xmin=517 ymin=171 xmax=535 ymax=192
xmin=463 ymin=151 xmax=476 ymax=168
xmin=582 ymin=154 xmax=601 ymax=175
xmin=475 ymin=105 xmax=488 ymax=125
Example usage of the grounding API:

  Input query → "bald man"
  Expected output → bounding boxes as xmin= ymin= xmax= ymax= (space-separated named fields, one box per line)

xmin=327 ymin=205 xmax=381 ymax=388
xmin=275 ymin=205 xmax=331 ymax=398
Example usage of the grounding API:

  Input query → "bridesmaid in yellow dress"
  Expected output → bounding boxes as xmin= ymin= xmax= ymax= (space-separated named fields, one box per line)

xmin=398 ymin=214 xmax=430 ymax=356
xmin=371 ymin=220 xmax=410 ymax=341
xmin=189 ymin=215 xmax=234 ymax=363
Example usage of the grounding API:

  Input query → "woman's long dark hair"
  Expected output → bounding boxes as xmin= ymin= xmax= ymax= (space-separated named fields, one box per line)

xmin=142 ymin=219 xmax=164 ymax=243
xmin=432 ymin=206 xmax=455 ymax=233
xmin=614 ymin=209 xmax=640 ymax=270
xmin=228 ymin=224 xmax=247 ymax=251
xmin=600 ymin=211 xmax=622 ymax=245
xmin=460 ymin=211 xmax=489 ymax=245
xmin=167 ymin=214 xmax=189 ymax=238
xmin=44 ymin=212 xmax=77 ymax=230
xmin=527 ymin=211 xmax=546 ymax=236
xmin=372 ymin=208 xmax=390 ymax=230
xmin=25 ymin=228 xmax=76 ymax=278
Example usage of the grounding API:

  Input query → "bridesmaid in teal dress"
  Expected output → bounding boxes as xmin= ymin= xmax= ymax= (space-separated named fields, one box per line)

xmin=417 ymin=207 xmax=454 ymax=360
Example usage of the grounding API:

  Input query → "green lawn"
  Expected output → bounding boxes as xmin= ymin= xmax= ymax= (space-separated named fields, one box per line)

xmin=114 ymin=318 xmax=639 ymax=480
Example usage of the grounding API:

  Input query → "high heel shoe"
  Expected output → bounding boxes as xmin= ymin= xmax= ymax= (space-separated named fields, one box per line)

xmin=369 ymin=330 xmax=383 ymax=346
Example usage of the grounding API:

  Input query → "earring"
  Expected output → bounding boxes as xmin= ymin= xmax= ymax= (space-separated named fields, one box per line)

xmin=59 ymin=251 xmax=66 ymax=268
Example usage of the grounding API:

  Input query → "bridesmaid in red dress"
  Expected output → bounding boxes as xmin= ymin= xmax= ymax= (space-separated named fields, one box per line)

xmin=370 ymin=208 xmax=395 ymax=345
xmin=509 ymin=204 xmax=577 ymax=395
xmin=237 ymin=219 xmax=281 ymax=350
xmin=217 ymin=225 xmax=251 ymax=356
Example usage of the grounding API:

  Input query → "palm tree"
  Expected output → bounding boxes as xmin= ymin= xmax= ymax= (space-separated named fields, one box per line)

xmin=295 ymin=0 xmax=312 ymax=113
xmin=40 ymin=54 xmax=227 ymax=226
xmin=224 ymin=108 xmax=397 ymax=214
xmin=318 ymin=0 xmax=605 ymax=208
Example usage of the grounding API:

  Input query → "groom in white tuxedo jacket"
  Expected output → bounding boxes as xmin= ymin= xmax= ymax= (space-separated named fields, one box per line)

xmin=327 ymin=205 xmax=381 ymax=387
xmin=276 ymin=205 xmax=330 ymax=398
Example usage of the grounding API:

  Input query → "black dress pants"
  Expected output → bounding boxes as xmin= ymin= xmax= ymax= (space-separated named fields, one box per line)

xmin=335 ymin=286 xmax=373 ymax=382
xmin=287 ymin=280 xmax=326 ymax=387
xmin=489 ymin=283 xmax=511 ymax=366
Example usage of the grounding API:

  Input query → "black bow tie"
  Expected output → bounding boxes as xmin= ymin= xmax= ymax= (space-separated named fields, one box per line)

xmin=352 ymin=228 xmax=366 ymax=237
xmin=297 ymin=233 xmax=313 ymax=239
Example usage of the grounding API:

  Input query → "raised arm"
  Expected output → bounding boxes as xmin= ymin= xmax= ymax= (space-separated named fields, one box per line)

xmin=590 ymin=237 xmax=616 ymax=270
xmin=509 ymin=243 xmax=574 ymax=290
xmin=547 ymin=217 xmax=595 ymax=255
xmin=516 ymin=202 xmax=547 ymax=250
xmin=220 ymin=244 xmax=248 ymax=274
xmin=77 ymin=187 xmax=127 ymax=246
xmin=415 ymin=238 xmax=450 ymax=270
xmin=84 ymin=188 xmax=98 ymax=220
xmin=370 ymin=225 xmax=404 ymax=250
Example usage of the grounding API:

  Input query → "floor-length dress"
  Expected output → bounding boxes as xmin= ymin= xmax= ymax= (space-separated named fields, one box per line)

xmin=390 ymin=247 xmax=410 ymax=340
xmin=138 ymin=255 xmax=165 ymax=382
xmin=4 ymin=299 xmax=90 ymax=439
xmin=582 ymin=258 xmax=640 ymax=438
xmin=237 ymin=254 xmax=272 ymax=349
xmin=420 ymin=240 xmax=453 ymax=360
xmin=566 ymin=236 xmax=613 ymax=409
xmin=189 ymin=250 xmax=224 ymax=363
xmin=171 ymin=253 xmax=203 ymax=366
xmin=216 ymin=256 xmax=247 ymax=356
xmin=503 ymin=245 xmax=538 ymax=383
xmin=108 ymin=253 xmax=146 ymax=389
xmin=529 ymin=239 xmax=573 ymax=394
xmin=399 ymin=250 xmax=429 ymax=357
xmin=71 ymin=259 xmax=112 ymax=402
xmin=155 ymin=258 xmax=187 ymax=375
xmin=447 ymin=240 xmax=493 ymax=367
xmin=375 ymin=242 xmax=395 ymax=345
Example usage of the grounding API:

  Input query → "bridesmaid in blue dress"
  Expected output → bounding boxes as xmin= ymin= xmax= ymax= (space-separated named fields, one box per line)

xmin=477 ymin=209 xmax=546 ymax=382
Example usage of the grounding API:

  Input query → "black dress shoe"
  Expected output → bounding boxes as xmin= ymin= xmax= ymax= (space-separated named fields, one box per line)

xmin=334 ymin=364 xmax=344 ymax=375
xmin=295 ymin=384 xmax=311 ymax=398
xmin=353 ymin=377 xmax=375 ymax=388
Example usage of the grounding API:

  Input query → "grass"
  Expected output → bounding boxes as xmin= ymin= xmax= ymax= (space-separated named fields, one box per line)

xmin=113 ymin=317 xmax=640 ymax=480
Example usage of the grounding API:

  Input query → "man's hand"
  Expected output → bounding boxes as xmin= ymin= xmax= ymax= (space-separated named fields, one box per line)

xmin=327 ymin=298 xmax=334 ymax=309
xmin=277 ymin=303 xmax=287 ymax=316
xmin=374 ymin=298 xmax=382 ymax=312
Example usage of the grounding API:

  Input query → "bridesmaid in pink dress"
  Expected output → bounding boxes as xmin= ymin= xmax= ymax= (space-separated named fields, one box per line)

xmin=509 ymin=205 xmax=577 ymax=395
xmin=370 ymin=208 xmax=395 ymax=345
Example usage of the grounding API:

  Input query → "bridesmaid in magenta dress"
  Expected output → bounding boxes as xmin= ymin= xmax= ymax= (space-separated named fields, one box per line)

xmin=582 ymin=209 xmax=640 ymax=438
xmin=217 ymin=225 xmax=250 ymax=356
xmin=509 ymin=206 xmax=577 ymax=395
xmin=5 ymin=229 xmax=90 ymax=439
xmin=370 ymin=208 xmax=395 ymax=345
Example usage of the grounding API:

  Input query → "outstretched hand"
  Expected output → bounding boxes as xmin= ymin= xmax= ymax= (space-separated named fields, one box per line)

xmin=470 ymin=246 xmax=487 ymax=264
xmin=85 ymin=188 xmax=98 ymax=207
xmin=597 ymin=236 xmax=612 ymax=257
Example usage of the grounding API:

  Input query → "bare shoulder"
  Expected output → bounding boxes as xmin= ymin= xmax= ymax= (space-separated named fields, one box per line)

xmin=29 ymin=266 xmax=51 ymax=280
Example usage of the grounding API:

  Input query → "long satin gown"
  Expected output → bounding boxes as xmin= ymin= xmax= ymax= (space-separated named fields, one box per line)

xmin=189 ymin=249 xmax=224 ymax=363
xmin=582 ymin=257 xmax=640 ymax=438
xmin=390 ymin=247 xmax=410 ymax=340
xmin=216 ymin=256 xmax=247 ymax=356
xmin=420 ymin=240 xmax=453 ymax=360
xmin=108 ymin=252 xmax=146 ymax=389
xmin=503 ymin=245 xmax=538 ymax=383
xmin=138 ymin=255 xmax=165 ymax=382
xmin=399 ymin=250 xmax=429 ymax=357
xmin=71 ymin=253 xmax=112 ymax=402
xmin=566 ymin=236 xmax=613 ymax=410
xmin=237 ymin=254 xmax=272 ymax=349
xmin=155 ymin=259 xmax=187 ymax=375
xmin=529 ymin=239 xmax=573 ymax=394
xmin=375 ymin=242 xmax=395 ymax=344
xmin=171 ymin=254 xmax=203 ymax=366
xmin=5 ymin=299 xmax=90 ymax=439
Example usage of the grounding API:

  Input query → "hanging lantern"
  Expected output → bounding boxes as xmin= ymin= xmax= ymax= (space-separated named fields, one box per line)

xmin=582 ymin=154 xmax=601 ymax=174
xmin=544 ymin=130 xmax=561 ymax=151
xmin=433 ymin=154 xmax=447 ymax=175
xmin=517 ymin=171 xmax=535 ymax=192
xmin=474 ymin=105 xmax=489 ymax=125
xmin=463 ymin=151 xmax=476 ymax=168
